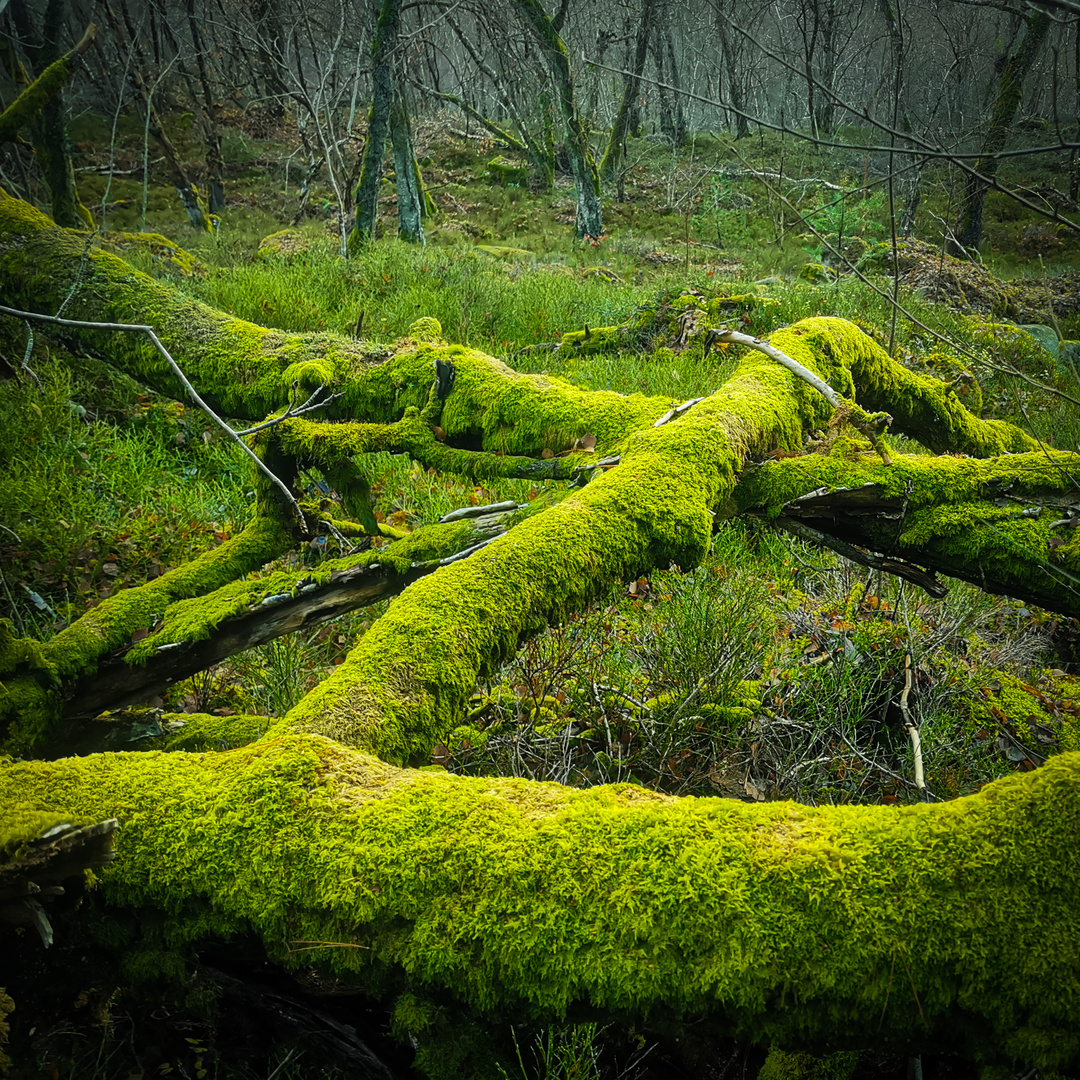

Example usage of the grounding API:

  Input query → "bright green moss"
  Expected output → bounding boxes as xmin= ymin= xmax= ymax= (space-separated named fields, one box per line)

xmin=2 ymin=736 xmax=1078 ymax=1069
xmin=0 ymin=803 xmax=89 ymax=859
xmin=276 ymin=323 xmax=857 ymax=762
xmin=409 ymin=316 xmax=444 ymax=342
xmin=126 ymin=519 xmax=481 ymax=664
xmin=0 ymin=517 xmax=292 ymax=755
xmin=0 ymin=56 xmax=74 ymax=142
xmin=163 ymin=712 xmax=270 ymax=751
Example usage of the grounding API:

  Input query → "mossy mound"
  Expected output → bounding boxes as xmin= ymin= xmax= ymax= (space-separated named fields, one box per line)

xmin=486 ymin=158 xmax=529 ymax=186
xmin=257 ymin=229 xmax=310 ymax=261
xmin=858 ymin=239 xmax=1077 ymax=325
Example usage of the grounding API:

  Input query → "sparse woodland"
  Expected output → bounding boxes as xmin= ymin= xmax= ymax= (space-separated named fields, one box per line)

xmin=3 ymin=1 xmax=1080 ymax=1078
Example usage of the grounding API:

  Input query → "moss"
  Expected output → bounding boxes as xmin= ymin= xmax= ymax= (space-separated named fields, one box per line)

xmin=125 ymin=518 xmax=481 ymax=664
xmin=409 ymin=316 xmax=444 ymax=342
xmin=277 ymin=320 xmax=864 ymax=762
xmin=95 ymin=231 xmax=207 ymax=277
xmin=0 ymin=54 xmax=74 ymax=143
xmin=799 ymin=262 xmax=837 ymax=283
xmin=734 ymin=449 xmax=1080 ymax=616
xmin=957 ymin=669 xmax=1080 ymax=757
xmin=163 ymin=712 xmax=270 ymax=751
xmin=0 ymin=988 xmax=11 ymax=1074
xmin=486 ymin=159 xmax=530 ymax=186
xmin=2 ymin=735 xmax=1079 ymax=1069
xmin=0 ymin=803 xmax=90 ymax=860
xmin=42 ymin=517 xmax=293 ymax=679
xmin=0 ymin=516 xmax=292 ymax=756
xmin=256 ymin=230 xmax=310 ymax=261
xmin=759 ymin=1049 xmax=860 ymax=1080
xmin=271 ymin=320 xmax=1053 ymax=765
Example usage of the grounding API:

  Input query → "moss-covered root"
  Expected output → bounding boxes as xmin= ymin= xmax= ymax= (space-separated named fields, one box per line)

xmin=0 ymin=517 xmax=292 ymax=757
xmin=3 ymin=735 xmax=1079 ymax=1070
xmin=772 ymin=318 xmax=1038 ymax=457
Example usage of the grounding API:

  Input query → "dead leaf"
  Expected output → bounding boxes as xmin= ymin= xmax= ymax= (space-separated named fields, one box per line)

xmin=744 ymin=777 xmax=766 ymax=801
xmin=541 ymin=448 xmax=554 ymax=459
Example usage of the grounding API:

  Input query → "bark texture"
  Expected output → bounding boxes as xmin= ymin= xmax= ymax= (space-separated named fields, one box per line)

xmin=509 ymin=0 xmax=603 ymax=238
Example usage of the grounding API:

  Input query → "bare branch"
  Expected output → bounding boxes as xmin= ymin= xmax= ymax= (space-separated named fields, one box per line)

xmin=0 ymin=304 xmax=309 ymax=532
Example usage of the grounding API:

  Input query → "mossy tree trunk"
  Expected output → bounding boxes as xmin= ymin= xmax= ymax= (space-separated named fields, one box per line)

xmin=509 ymin=0 xmax=603 ymax=238
xmin=4 ymin=195 xmax=1080 ymax=1073
xmin=599 ymin=0 xmax=655 ymax=183
xmin=953 ymin=8 xmax=1051 ymax=255
xmin=6 ymin=0 xmax=94 ymax=229
xmin=350 ymin=0 xmax=401 ymax=249
xmin=3 ymin=731 xmax=1080 ymax=1075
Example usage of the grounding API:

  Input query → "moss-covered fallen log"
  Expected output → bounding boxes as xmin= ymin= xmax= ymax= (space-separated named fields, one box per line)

xmin=736 ymin=449 xmax=1080 ymax=615
xmin=5 ymin=189 xmax=1080 ymax=763
xmin=3 ymin=735 xmax=1079 ymax=1071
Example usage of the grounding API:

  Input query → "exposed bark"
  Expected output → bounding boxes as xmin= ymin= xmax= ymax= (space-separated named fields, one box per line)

xmin=388 ymin=87 xmax=427 ymax=244
xmin=61 ymin=509 xmax=524 ymax=722
xmin=648 ymin=1 xmax=686 ymax=148
xmin=954 ymin=8 xmax=1051 ymax=255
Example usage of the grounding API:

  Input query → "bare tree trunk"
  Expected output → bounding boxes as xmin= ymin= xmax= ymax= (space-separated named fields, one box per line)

xmin=954 ymin=8 xmax=1051 ymax=255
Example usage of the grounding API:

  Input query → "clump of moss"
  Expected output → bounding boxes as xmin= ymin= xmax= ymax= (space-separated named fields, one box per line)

xmin=256 ymin=230 xmax=309 ymax=261
xmin=759 ymin=1048 xmax=861 ymax=1080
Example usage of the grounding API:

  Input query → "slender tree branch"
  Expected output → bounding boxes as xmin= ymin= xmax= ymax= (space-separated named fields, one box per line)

xmin=0 ymin=304 xmax=308 ymax=531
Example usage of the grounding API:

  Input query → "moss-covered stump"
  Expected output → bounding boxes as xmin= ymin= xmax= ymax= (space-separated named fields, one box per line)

xmin=2 ymin=736 xmax=1079 ymax=1072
